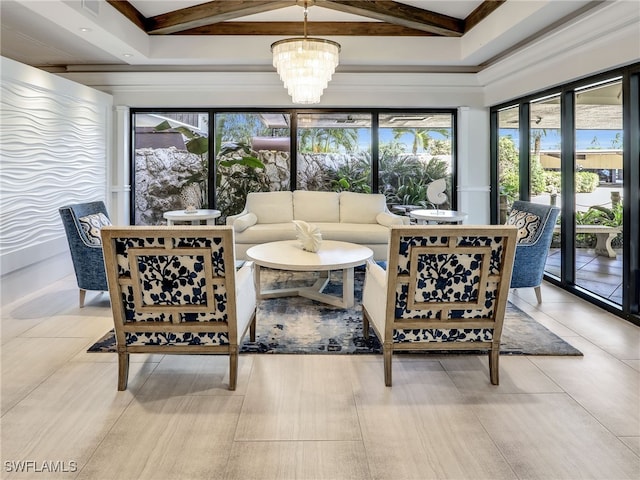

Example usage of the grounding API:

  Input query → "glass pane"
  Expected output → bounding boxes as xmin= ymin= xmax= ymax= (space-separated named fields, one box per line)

xmin=530 ymin=95 xmax=561 ymax=278
xmin=133 ymin=112 xmax=209 ymax=225
xmin=498 ymin=106 xmax=520 ymax=222
xmin=574 ymin=79 xmax=623 ymax=304
xmin=378 ymin=113 xmax=453 ymax=213
xmin=214 ymin=112 xmax=291 ymax=219
xmin=297 ymin=113 xmax=371 ymax=192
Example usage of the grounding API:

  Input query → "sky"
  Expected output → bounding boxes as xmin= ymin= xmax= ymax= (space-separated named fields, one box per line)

xmin=500 ymin=128 xmax=623 ymax=151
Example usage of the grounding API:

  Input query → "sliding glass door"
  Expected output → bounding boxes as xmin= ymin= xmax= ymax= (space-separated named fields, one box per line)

xmin=573 ymin=80 xmax=624 ymax=302
xmin=530 ymin=94 xmax=562 ymax=278
xmin=490 ymin=64 xmax=639 ymax=323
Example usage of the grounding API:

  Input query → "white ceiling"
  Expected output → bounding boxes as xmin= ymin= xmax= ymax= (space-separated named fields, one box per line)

xmin=0 ymin=0 xmax=611 ymax=72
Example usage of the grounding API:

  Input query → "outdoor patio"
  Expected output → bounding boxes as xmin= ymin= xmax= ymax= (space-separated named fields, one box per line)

xmin=546 ymin=248 xmax=623 ymax=304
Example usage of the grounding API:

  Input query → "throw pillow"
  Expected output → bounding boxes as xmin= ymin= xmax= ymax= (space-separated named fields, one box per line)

xmin=506 ymin=209 xmax=541 ymax=243
xmin=78 ymin=212 xmax=111 ymax=246
xmin=376 ymin=212 xmax=405 ymax=227
xmin=233 ymin=212 xmax=258 ymax=233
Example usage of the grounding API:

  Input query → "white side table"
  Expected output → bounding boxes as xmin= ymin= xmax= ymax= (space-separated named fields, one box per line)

xmin=409 ymin=209 xmax=468 ymax=225
xmin=163 ymin=209 xmax=221 ymax=225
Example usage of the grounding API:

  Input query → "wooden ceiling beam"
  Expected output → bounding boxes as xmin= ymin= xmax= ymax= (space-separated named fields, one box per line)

xmin=465 ymin=0 xmax=506 ymax=32
xmin=146 ymin=0 xmax=297 ymax=35
xmin=318 ymin=0 xmax=464 ymax=37
xmin=108 ymin=0 xmax=505 ymax=37
xmin=173 ymin=21 xmax=434 ymax=36
xmin=106 ymin=0 xmax=147 ymax=31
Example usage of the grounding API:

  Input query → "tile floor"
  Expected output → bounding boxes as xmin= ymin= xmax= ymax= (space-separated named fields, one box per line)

xmin=1 ymin=273 xmax=639 ymax=479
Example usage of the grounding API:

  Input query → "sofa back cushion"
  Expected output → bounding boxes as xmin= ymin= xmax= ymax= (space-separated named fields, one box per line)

xmin=293 ymin=190 xmax=340 ymax=223
xmin=245 ymin=191 xmax=293 ymax=224
xmin=340 ymin=192 xmax=387 ymax=224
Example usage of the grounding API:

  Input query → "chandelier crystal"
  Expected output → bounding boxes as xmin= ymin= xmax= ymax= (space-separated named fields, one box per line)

xmin=271 ymin=3 xmax=340 ymax=104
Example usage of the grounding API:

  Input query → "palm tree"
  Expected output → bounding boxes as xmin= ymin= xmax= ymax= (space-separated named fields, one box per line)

xmin=299 ymin=128 xmax=359 ymax=153
xmin=392 ymin=128 xmax=450 ymax=155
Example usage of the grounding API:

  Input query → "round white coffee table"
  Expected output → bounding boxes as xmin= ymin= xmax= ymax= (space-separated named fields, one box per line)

xmin=163 ymin=209 xmax=221 ymax=225
xmin=246 ymin=240 xmax=373 ymax=308
xmin=409 ymin=209 xmax=468 ymax=224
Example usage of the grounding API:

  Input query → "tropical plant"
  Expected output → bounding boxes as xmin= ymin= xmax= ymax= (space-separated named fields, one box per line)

xmin=215 ymin=141 xmax=268 ymax=218
xmin=498 ymin=135 xmax=520 ymax=201
xmin=331 ymin=154 xmax=371 ymax=193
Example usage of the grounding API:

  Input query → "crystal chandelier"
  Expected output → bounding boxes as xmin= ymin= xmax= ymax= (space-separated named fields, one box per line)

xmin=271 ymin=2 xmax=340 ymax=104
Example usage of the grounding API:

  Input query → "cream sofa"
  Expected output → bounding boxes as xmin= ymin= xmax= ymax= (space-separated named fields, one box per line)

xmin=226 ymin=190 xmax=409 ymax=260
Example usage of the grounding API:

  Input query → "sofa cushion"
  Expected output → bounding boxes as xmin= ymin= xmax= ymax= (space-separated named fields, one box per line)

xmin=234 ymin=223 xmax=297 ymax=244
xmin=340 ymin=192 xmax=387 ymax=224
xmin=245 ymin=191 xmax=293 ymax=224
xmin=78 ymin=212 xmax=111 ymax=245
xmin=293 ymin=190 xmax=340 ymax=223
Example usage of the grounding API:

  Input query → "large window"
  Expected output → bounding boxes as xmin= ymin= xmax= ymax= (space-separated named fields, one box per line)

xmin=214 ymin=112 xmax=291 ymax=219
xmin=296 ymin=112 xmax=371 ymax=192
xmin=132 ymin=111 xmax=209 ymax=225
xmin=490 ymin=64 xmax=639 ymax=324
xmin=131 ymin=109 xmax=457 ymax=224
xmin=378 ymin=113 xmax=454 ymax=212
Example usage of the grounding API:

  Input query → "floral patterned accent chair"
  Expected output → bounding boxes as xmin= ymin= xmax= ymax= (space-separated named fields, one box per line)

xmin=59 ymin=201 xmax=111 ymax=307
xmin=362 ymin=225 xmax=518 ymax=386
xmin=507 ymin=200 xmax=560 ymax=303
xmin=101 ymin=226 xmax=256 ymax=391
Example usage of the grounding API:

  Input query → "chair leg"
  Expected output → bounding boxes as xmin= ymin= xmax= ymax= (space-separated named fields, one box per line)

xmin=229 ymin=349 xmax=238 ymax=391
xmin=362 ymin=308 xmax=370 ymax=339
xmin=79 ymin=289 xmax=87 ymax=308
xmin=383 ymin=343 xmax=393 ymax=387
xmin=249 ymin=315 xmax=256 ymax=343
xmin=534 ymin=286 xmax=542 ymax=304
xmin=117 ymin=353 xmax=129 ymax=391
xmin=489 ymin=348 xmax=500 ymax=385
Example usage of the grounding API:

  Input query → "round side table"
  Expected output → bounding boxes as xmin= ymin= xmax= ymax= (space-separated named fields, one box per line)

xmin=163 ymin=209 xmax=221 ymax=225
xmin=409 ymin=209 xmax=468 ymax=225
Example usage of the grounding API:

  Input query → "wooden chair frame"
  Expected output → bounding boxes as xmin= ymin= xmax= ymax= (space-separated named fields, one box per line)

xmin=101 ymin=226 xmax=256 ymax=391
xmin=362 ymin=225 xmax=518 ymax=386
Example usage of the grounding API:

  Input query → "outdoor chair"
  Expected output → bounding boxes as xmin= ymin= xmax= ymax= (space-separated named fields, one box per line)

xmin=507 ymin=200 xmax=560 ymax=303
xmin=362 ymin=225 xmax=518 ymax=386
xmin=101 ymin=226 xmax=256 ymax=391
xmin=58 ymin=201 xmax=111 ymax=307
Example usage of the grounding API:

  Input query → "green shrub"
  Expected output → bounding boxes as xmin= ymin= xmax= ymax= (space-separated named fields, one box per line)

xmin=575 ymin=171 xmax=599 ymax=193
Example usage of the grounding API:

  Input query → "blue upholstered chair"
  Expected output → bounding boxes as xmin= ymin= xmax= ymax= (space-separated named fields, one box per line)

xmin=362 ymin=225 xmax=518 ymax=386
xmin=507 ymin=200 xmax=560 ymax=303
xmin=101 ymin=226 xmax=257 ymax=391
xmin=58 ymin=201 xmax=111 ymax=307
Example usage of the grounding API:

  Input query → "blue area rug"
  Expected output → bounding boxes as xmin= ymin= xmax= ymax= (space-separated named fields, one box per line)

xmin=88 ymin=268 xmax=582 ymax=356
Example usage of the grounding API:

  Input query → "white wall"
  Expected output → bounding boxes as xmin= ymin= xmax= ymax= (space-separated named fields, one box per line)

xmin=480 ymin=0 xmax=640 ymax=105
xmin=0 ymin=57 xmax=113 ymax=305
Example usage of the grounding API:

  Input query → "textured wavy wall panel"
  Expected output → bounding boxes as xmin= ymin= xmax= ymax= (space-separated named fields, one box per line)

xmin=1 ymin=75 xmax=109 ymax=271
